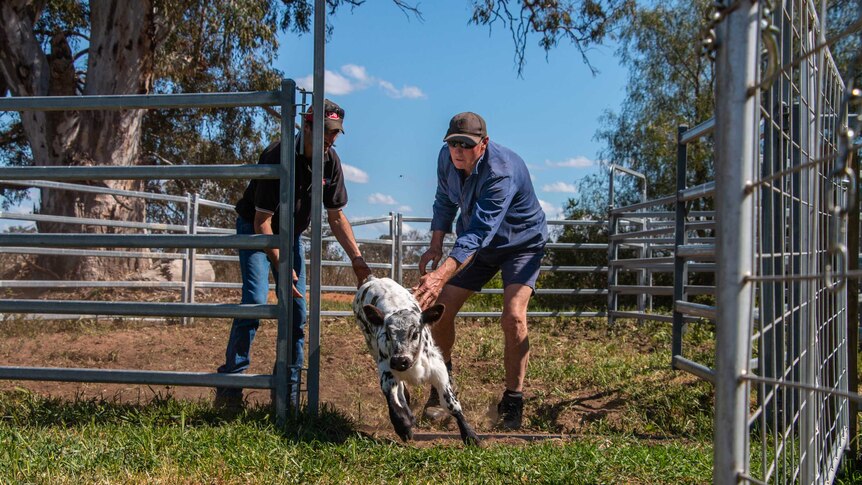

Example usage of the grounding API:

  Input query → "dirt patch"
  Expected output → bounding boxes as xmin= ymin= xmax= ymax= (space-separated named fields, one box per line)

xmin=0 ymin=289 xmax=633 ymax=442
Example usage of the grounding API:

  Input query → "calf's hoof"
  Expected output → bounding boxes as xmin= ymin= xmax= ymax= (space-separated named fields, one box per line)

xmin=461 ymin=431 xmax=482 ymax=447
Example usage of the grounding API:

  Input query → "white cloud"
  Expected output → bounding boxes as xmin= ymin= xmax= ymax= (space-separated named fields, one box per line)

xmin=542 ymin=182 xmax=577 ymax=194
xmin=397 ymin=205 xmax=413 ymax=212
xmin=379 ymin=80 xmax=426 ymax=99
xmin=546 ymin=156 xmax=596 ymax=168
xmin=296 ymin=70 xmax=355 ymax=95
xmin=297 ymin=64 xmax=425 ymax=100
xmin=341 ymin=164 xmax=369 ymax=183
xmin=341 ymin=64 xmax=372 ymax=85
xmin=368 ymin=192 xmax=398 ymax=205
xmin=539 ymin=199 xmax=564 ymax=219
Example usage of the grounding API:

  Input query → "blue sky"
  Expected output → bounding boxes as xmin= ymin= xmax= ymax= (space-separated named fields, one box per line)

xmin=0 ymin=1 xmax=628 ymax=235
xmin=277 ymin=1 xmax=627 ymax=237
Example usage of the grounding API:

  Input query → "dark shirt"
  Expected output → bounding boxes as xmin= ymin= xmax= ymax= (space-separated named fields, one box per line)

xmin=431 ymin=140 xmax=548 ymax=263
xmin=235 ymin=140 xmax=348 ymax=234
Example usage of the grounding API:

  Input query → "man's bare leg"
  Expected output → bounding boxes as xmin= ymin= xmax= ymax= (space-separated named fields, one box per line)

xmin=496 ymin=283 xmax=533 ymax=429
xmin=500 ymin=284 xmax=533 ymax=392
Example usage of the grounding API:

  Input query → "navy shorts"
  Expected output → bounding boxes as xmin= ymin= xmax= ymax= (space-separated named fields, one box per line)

xmin=448 ymin=245 xmax=545 ymax=293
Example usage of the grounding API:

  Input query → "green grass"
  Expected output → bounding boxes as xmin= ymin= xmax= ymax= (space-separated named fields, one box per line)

xmin=0 ymin=390 xmax=713 ymax=484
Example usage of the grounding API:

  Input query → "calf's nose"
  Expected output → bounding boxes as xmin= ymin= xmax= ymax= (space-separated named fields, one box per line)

xmin=390 ymin=356 xmax=411 ymax=371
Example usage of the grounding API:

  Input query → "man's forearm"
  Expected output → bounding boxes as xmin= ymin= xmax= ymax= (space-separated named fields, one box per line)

xmin=429 ymin=230 xmax=446 ymax=251
xmin=436 ymin=253 xmax=474 ymax=282
xmin=253 ymin=212 xmax=279 ymax=264
xmin=328 ymin=210 xmax=362 ymax=259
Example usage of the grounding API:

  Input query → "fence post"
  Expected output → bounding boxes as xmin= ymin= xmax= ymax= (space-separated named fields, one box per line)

xmin=672 ymin=125 xmax=688 ymax=358
xmin=713 ymin=2 xmax=758 ymax=483
xmin=274 ymin=78 xmax=298 ymax=427
xmin=607 ymin=166 xmax=617 ymax=328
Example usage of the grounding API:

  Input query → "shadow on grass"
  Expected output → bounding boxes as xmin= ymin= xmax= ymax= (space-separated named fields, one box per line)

xmin=532 ymin=389 xmax=626 ymax=431
xmin=0 ymin=388 xmax=364 ymax=445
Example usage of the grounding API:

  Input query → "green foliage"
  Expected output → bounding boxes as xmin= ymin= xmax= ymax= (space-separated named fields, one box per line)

xmin=470 ymin=0 xmax=636 ymax=76
xmin=584 ymin=0 xmax=715 ymax=212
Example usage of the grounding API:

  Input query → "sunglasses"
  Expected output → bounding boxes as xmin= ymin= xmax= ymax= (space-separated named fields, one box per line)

xmin=447 ymin=140 xmax=477 ymax=149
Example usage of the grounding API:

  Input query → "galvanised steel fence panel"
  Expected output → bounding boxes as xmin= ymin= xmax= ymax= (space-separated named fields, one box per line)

xmin=712 ymin=0 xmax=860 ymax=483
xmin=0 ymin=80 xmax=302 ymax=427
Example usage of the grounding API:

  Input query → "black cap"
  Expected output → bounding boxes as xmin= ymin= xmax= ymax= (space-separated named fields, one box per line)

xmin=306 ymin=99 xmax=345 ymax=133
xmin=444 ymin=112 xmax=487 ymax=145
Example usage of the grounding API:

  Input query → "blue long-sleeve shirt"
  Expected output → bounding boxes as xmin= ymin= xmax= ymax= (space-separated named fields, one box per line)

xmin=431 ymin=140 xmax=548 ymax=263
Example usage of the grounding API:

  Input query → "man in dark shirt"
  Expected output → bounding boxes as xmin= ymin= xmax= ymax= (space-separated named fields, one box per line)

xmin=217 ymin=99 xmax=371 ymax=407
xmin=413 ymin=112 xmax=548 ymax=430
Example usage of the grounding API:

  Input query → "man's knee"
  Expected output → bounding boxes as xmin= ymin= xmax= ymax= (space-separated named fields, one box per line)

xmin=499 ymin=312 xmax=529 ymax=345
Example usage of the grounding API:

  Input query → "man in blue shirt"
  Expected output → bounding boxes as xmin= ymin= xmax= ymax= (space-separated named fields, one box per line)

xmin=413 ymin=112 xmax=548 ymax=430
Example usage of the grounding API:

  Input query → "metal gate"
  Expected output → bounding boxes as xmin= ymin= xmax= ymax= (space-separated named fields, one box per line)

xmin=0 ymin=80 xmax=304 ymax=426
xmin=713 ymin=0 xmax=859 ymax=483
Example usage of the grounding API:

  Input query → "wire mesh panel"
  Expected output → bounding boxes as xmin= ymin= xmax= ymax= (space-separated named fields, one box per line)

xmin=714 ymin=0 xmax=855 ymax=483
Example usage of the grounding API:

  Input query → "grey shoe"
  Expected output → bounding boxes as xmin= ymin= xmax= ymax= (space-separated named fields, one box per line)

xmin=497 ymin=392 xmax=524 ymax=430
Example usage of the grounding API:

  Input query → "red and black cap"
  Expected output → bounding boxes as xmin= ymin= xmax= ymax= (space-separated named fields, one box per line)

xmin=305 ymin=99 xmax=345 ymax=134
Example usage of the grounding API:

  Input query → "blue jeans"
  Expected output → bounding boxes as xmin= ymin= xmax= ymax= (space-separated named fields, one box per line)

xmin=217 ymin=216 xmax=306 ymax=401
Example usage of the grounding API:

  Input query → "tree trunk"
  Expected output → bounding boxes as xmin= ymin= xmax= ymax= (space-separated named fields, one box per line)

xmin=0 ymin=0 xmax=155 ymax=280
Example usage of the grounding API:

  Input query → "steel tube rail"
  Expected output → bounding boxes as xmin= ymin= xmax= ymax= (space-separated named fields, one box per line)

xmin=320 ymin=310 xmax=609 ymax=318
xmin=319 ymin=285 xmax=608 ymax=295
xmin=0 ymin=164 xmax=279 ymax=181
xmin=674 ymin=300 xmax=717 ymax=320
xmin=0 ymin=247 xmax=184 ymax=259
xmin=679 ymin=117 xmax=716 ymax=145
xmin=344 ymin=216 xmax=393 ymax=226
xmin=0 ymin=280 xmax=185 ymax=289
xmin=0 ymin=300 xmax=276 ymax=318
xmin=0 ymin=179 xmax=189 ymax=203
xmin=0 ymin=234 xmax=276 ymax=249
xmin=672 ymin=355 xmax=716 ymax=384
xmin=0 ymin=211 xmax=188 ymax=233
xmin=608 ymin=195 xmax=676 ymax=214
xmin=0 ymin=367 xmax=272 ymax=389
xmin=0 ymin=91 xmax=279 ymax=111
xmin=678 ymin=181 xmax=716 ymax=202
xmin=713 ymin=3 xmax=758 ymax=483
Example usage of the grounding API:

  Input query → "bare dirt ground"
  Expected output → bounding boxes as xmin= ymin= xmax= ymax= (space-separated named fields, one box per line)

xmin=0 ymin=288 xmax=622 ymax=443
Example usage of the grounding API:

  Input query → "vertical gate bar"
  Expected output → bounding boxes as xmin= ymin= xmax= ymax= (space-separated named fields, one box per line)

xmin=672 ymin=125 xmax=688 ymax=358
xmin=713 ymin=1 xmax=759 ymax=483
xmin=275 ymin=79 xmax=297 ymax=427
xmin=307 ymin=0 xmax=326 ymax=417
xmin=389 ymin=212 xmax=396 ymax=280
xmin=607 ymin=166 xmax=616 ymax=328
xmin=396 ymin=213 xmax=404 ymax=285
xmin=185 ymin=193 xmax=199 ymax=325
xmin=848 ymin=153 xmax=859 ymax=468
xmin=182 ymin=193 xmax=192 ymax=306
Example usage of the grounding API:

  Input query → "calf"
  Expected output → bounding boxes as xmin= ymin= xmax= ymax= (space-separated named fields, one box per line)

xmin=353 ymin=276 xmax=480 ymax=446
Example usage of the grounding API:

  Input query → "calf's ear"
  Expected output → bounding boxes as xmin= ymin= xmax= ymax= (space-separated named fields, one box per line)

xmin=420 ymin=304 xmax=446 ymax=326
xmin=362 ymin=304 xmax=386 ymax=326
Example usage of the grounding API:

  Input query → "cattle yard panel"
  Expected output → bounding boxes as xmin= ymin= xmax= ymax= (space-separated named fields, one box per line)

xmin=0 ymin=81 xmax=303 ymax=426
xmin=713 ymin=0 xmax=860 ymax=483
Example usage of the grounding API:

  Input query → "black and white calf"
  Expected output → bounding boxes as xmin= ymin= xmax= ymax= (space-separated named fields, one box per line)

xmin=353 ymin=276 xmax=480 ymax=446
